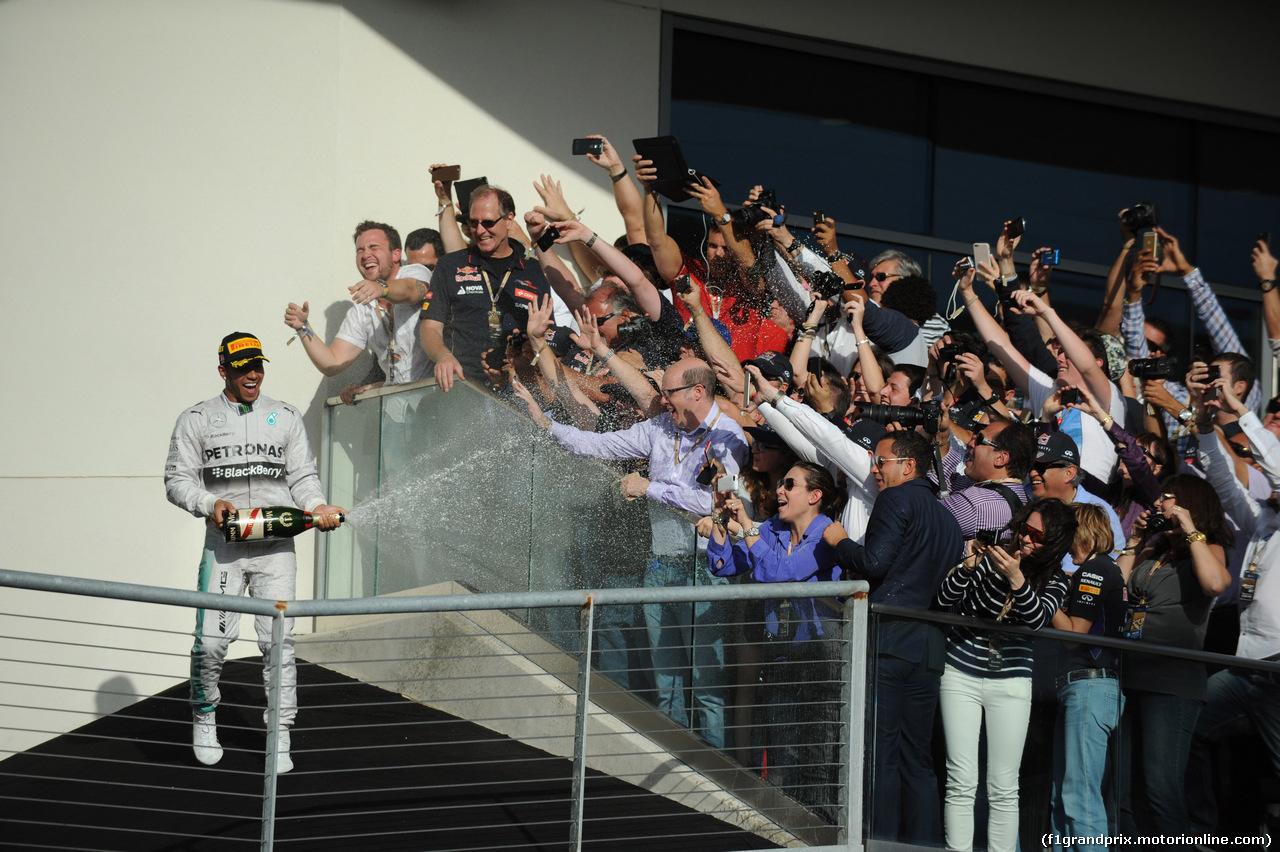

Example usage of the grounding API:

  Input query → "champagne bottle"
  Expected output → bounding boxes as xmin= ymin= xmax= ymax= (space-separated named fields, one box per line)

xmin=223 ymin=506 xmax=343 ymax=542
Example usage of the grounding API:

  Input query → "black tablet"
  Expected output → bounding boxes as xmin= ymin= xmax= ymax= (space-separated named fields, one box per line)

xmin=632 ymin=135 xmax=719 ymax=203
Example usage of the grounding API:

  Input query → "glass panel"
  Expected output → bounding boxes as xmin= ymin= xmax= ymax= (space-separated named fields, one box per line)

xmin=324 ymin=389 xmax=383 ymax=598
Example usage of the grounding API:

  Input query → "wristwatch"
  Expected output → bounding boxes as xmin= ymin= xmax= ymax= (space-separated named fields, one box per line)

xmin=744 ymin=525 xmax=761 ymax=538
xmin=1176 ymin=408 xmax=1195 ymax=424
xmin=717 ymin=211 xmax=732 ymax=226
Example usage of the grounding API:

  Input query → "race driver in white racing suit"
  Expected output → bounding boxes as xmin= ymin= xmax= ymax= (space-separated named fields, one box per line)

xmin=165 ymin=332 xmax=344 ymax=772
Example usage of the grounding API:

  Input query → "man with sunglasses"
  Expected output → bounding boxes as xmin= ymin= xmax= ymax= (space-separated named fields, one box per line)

xmin=825 ymin=430 xmax=964 ymax=843
xmin=419 ymin=185 xmax=552 ymax=392
xmin=941 ymin=420 xmax=1035 ymax=540
xmin=525 ymin=357 xmax=748 ymax=749
xmin=1029 ymin=433 xmax=1124 ymax=568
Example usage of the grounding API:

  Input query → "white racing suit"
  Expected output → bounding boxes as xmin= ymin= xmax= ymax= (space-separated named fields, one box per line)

xmin=165 ymin=392 xmax=327 ymax=727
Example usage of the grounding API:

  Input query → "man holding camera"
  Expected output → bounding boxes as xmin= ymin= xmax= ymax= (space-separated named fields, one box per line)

xmin=941 ymin=419 xmax=1035 ymax=539
xmin=522 ymin=358 xmax=749 ymax=748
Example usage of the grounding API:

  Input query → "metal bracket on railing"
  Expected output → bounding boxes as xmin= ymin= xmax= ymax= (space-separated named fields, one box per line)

xmin=568 ymin=596 xmax=596 ymax=852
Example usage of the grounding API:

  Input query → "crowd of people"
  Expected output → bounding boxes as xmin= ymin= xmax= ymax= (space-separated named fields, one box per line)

xmin=286 ymin=133 xmax=1280 ymax=846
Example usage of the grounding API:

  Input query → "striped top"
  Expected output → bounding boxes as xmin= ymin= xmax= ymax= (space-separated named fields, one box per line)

xmin=936 ymin=556 xmax=1069 ymax=678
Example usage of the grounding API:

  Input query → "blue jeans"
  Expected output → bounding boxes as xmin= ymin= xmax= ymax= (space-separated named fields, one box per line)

xmin=1119 ymin=690 xmax=1199 ymax=836
xmin=1051 ymin=677 xmax=1124 ymax=852
xmin=643 ymin=555 xmax=728 ymax=749
xmin=1188 ymin=668 xmax=1280 ymax=831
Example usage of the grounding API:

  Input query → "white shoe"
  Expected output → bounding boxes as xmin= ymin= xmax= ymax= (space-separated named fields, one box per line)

xmin=192 ymin=712 xmax=223 ymax=766
xmin=274 ymin=727 xmax=293 ymax=774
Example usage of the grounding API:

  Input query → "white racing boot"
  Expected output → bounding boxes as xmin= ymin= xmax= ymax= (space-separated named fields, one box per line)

xmin=192 ymin=711 xmax=223 ymax=766
xmin=274 ymin=726 xmax=293 ymax=774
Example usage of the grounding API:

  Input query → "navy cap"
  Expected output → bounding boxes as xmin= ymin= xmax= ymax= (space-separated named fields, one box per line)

xmin=745 ymin=424 xmax=788 ymax=449
xmin=1035 ymin=431 xmax=1079 ymax=465
xmin=844 ymin=418 xmax=887 ymax=453
xmin=743 ymin=350 xmax=794 ymax=388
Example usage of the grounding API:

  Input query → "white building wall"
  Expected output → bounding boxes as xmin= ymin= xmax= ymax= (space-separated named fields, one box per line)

xmin=0 ymin=0 xmax=1271 ymax=752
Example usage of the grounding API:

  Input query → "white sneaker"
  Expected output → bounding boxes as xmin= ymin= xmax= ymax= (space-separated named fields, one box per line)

xmin=274 ymin=727 xmax=293 ymax=774
xmin=192 ymin=712 xmax=223 ymax=766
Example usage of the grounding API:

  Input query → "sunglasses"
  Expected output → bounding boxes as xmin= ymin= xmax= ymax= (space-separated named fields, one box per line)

xmin=975 ymin=432 xmax=1001 ymax=450
xmin=1160 ymin=492 xmax=1177 ymax=502
xmin=467 ymin=217 xmax=506 ymax=230
xmin=871 ymin=272 xmax=900 ymax=282
xmin=593 ymin=311 xmax=618 ymax=324
xmin=1031 ymin=461 xmax=1070 ymax=473
xmin=872 ymin=455 xmax=908 ymax=468
xmin=777 ymin=477 xmax=801 ymax=491
xmin=1021 ymin=525 xmax=1045 ymax=542
xmin=659 ymin=383 xmax=698 ymax=399
xmin=1146 ymin=338 xmax=1165 ymax=354
xmin=1266 ymin=398 xmax=1280 ymax=416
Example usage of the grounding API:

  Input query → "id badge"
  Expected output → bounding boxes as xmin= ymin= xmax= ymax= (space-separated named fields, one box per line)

xmin=986 ymin=634 xmax=1004 ymax=671
xmin=1241 ymin=564 xmax=1259 ymax=604
xmin=1126 ymin=604 xmax=1147 ymax=641
xmin=488 ymin=309 xmax=502 ymax=338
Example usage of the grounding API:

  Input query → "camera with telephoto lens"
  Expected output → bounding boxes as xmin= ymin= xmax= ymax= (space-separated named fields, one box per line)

xmin=1129 ymin=357 xmax=1176 ymax=381
xmin=1121 ymin=202 xmax=1161 ymax=232
xmin=809 ymin=269 xmax=846 ymax=299
xmin=859 ymin=399 xmax=942 ymax=433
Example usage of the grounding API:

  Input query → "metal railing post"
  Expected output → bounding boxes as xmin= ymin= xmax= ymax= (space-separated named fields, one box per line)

xmin=260 ymin=605 xmax=286 ymax=852
xmin=840 ymin=592 xmax=869 ymax=851
xmin=568 ymin=597 xmax=595 ymax=852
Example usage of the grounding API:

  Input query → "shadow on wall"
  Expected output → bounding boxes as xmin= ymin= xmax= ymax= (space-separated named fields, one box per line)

xmin=299 ymin=300 xmax=382 ymax=432
xmin=96 ymin=675 xmax=141 ymax=719
xmin=314 ymin=0 xmax=659 ymax=184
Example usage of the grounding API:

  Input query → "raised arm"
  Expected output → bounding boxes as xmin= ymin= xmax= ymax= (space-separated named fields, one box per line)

xmin=585 ymin=135 xmax=646 ymax=245
xmin=958 ymin=260 xmax=1034 ymax=394
xmin=430 ymin=164 xmax=468 ymax=253
xmin=524 ymin=210 xmax=586 ymax=315
xmin=632 ymin=155 xmax=685 ymax=285
xmin=1010 ymin=289 xmax=1112 ymax=409
xmin=1253 ymin=239 xmax=1280 ymax=344
xmin=571 ymin=307 xmax=657 ymax=412
xmin=283 ymin=300 xmax=363 ymax=376
xmin=672 ymin=269 xmax=738 ymax=374
xmin=532 ymin=174 xmax=606 ymax=284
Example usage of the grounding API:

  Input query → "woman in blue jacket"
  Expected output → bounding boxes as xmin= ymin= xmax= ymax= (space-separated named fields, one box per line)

xmin=705 ymin=460 xmax=846 ymax=815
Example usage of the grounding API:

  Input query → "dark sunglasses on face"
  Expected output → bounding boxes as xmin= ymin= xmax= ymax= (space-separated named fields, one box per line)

xmin=1021 ymin=525 xmax=1045 ymax=542
xmin=1146 ymin=339 xmax=1164 ymax=354
xmin=1267 ymin=398 xmax=1280 ymax=416
xmin=872 ymin=272 xmax=899 ymax=282
xmin=1031 ymin=461 xmax=1069 ymax=473
xmin=468 ymin=217 xmax=504 ymax=230
xmin=777 ymin=477 xmax=801 ymax=491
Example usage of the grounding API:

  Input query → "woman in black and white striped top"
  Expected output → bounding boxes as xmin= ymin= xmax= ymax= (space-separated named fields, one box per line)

xmin=934 ymin=497 xmax=1077 ymax=852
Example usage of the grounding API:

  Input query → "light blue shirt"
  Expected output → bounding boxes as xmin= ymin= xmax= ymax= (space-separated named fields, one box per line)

xmin=549 ymin=402 xmax=749 ymax=555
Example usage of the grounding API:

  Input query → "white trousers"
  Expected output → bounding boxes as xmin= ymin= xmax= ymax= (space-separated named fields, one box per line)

xmin=939 ymin=664 xmax=1032 ymax=852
